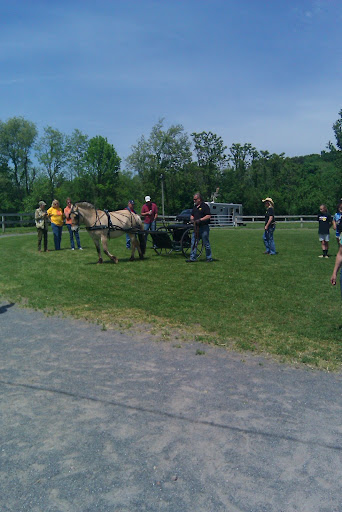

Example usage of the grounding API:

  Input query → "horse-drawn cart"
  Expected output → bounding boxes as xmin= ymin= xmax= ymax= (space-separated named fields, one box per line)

xmin=148 ymin=223 xmax=203 ymax=259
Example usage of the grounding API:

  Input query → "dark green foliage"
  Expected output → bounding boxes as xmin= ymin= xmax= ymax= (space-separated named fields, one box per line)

xmin=1 ymin=109 xmax=342 ymax=215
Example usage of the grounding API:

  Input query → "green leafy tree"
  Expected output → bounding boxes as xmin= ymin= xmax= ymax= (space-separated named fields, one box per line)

xmin=65 ymin=129 xmax=89 ymax=180
xmin=127 ymin=119 xmax=192 ymax=213
xmin=85 ymin=135 xmax=121 ymax=208
xmin=228 ymin=143 xmax=259 ymax=177
xmin=35 ymin=126 xmax=67 ymax=199
xmin=191 ymin=131 xmax=228 ymax=200
xmin=0 ymin=116 xmax=38 ymax=199
xmin=332 ymin=109 xmax=342 ymax=151
xmin=115 ymin=169 xmax=144 ymax=210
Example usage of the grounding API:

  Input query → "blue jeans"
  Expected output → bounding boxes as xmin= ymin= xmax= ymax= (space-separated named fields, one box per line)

xmin=263 ymin=226 xmax=276 ymax=254
xmin=190 ymin=224 xmax=212 ymax=261
xmin=144 ymin=221 xmax=156 ymax=241
xmin=67 ymin=224 xmax=81 ymax=249
xmin=51 ymin=223 xmax=63 ymax=250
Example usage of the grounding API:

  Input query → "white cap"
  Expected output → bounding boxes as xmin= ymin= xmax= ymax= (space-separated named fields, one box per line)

xmin=145 ymin=196 xmax=151 ymax=202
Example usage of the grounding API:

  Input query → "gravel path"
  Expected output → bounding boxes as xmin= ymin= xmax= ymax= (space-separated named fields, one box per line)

xmin=1 ymin=301 xmax=342 ymax=512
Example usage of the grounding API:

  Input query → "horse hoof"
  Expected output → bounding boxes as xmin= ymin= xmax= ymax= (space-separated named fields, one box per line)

xmin=97 ymin=259 xmax=103 ymax=264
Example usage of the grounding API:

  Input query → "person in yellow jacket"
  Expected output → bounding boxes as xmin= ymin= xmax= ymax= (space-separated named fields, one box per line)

xmin=47 ymin=199 xmax=65 ymax=250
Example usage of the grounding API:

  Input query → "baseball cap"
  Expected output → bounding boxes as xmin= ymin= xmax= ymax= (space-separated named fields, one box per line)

xmin=145 ymin=196 xmax=151 ymax=202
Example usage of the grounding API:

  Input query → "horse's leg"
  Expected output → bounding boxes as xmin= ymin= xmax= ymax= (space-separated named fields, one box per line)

xmin=129 ymin=234 xmax=137 ymax=261
xmin=131 ymin=234 xmax=144 ymax=260
xmin=102 ymin=235 xmax=118 ymax=263
xmin=93 ymin=236 xmax=103 ymax=264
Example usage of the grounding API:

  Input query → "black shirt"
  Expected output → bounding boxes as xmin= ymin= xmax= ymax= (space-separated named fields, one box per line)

xmin=317 ymin=212 xmax=332 ymax=234
xmin=265 ymin=207 xmax=275 ymax=227
xmin=191 ymin=202 xmax=211 ymax=225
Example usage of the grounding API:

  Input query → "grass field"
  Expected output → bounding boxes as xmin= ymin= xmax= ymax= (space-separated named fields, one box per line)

xmin=1 ymin=225 xmax=341 ymax=370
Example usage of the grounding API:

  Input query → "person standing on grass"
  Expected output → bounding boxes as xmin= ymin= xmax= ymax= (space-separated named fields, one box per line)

xmin=262 ymin=197 xmax=276 ymax=255
xmin=330 ymin=243 xmax=342 ymax=294
xmin=35 ymin=200 xmax=49 ymax=252
xmin=317 ymin=204 xmax=332 ymax=258
xmin=186 ymin=192 xmax=213 ymax=263
xmin=47 ymin=199 xmax=64 ymax=251
xmin=125 ymin=200 xmax=136 ymax=249
xmin=332 ymin=201 xmax=342 ymax=249
xmin=141 ymin=196 xmax=158 ymax=241
xmin=64 ymin=198 xmax=83 ymax=251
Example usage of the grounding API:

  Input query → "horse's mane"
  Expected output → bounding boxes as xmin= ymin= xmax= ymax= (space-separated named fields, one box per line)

xmin=75 ymin=201 xmax=96 ymax=210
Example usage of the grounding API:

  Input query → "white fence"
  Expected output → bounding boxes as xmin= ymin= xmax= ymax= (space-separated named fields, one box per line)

xmin=159 ymin=214 xmax=317 ymax=228
xmin=0 ymin=212 xmax=318 ymax=233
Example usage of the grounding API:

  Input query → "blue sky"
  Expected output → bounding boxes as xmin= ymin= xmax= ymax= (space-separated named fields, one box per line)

xmin=1 ymin=0 xmax=341 ymax=165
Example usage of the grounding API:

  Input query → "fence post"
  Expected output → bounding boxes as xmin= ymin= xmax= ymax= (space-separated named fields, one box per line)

xmin=1 ymin=215 xmax=4 ymax=233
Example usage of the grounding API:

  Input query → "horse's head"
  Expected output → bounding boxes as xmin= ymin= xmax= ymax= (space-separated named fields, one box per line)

xmin=70 ymin=204 xmax=81 ymax=231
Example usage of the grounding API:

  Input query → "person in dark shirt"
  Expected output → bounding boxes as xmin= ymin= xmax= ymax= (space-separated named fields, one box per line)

xmin=186 ymin=192 xmax=213 ymax=262
xmin=262 ymin=197 xmax=276 ymax=255
xmin=317 ymin=204 xmax=332 ymax=258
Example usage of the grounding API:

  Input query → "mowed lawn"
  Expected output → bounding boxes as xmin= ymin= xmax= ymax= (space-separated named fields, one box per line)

xmin=1 ymin=225 xmax=341 ymax=370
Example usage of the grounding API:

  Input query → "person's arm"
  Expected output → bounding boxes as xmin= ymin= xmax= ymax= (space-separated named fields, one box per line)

xmin=265 ymin=216 xmax=273 ymax=230
xmin=195 ymin=214 xmax=211 ymax=224
xmin=333 ymin=217 xmax=337 ymax=230
xmin=331 ymin=246 xmax=342 ymax=285
xmin=141 ymin=205 xmax=149 ymax=217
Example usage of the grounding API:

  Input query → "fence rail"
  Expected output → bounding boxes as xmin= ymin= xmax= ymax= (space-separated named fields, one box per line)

xmin=0 ymin=212 xmax=318 ymax=233
xmin=1 ymin=212 xmax=35 ymax=233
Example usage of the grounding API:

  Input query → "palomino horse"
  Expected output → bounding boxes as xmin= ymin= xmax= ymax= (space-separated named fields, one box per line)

xmin=70 ymin=202 xmax=146 ymax=264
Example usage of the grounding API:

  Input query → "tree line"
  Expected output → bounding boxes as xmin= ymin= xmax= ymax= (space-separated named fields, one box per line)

xmin=1 ymin=110 xmax=342 ymax=215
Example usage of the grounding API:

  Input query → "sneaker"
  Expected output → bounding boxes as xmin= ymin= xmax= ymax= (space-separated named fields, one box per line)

xmin=71 ymin=248 xmax=75 ymax=251
xmin=186 ymin=259 xmax=196 ymax=263
xmin=324 ymin=255 xmax=329 ymax=258
xmin=207 ymin=258 xmax=213 ymax=262
xmin=318 ymin=255 xmax=324 ymax=258
xmin=79 ymin=247 xmax=83 ymax=250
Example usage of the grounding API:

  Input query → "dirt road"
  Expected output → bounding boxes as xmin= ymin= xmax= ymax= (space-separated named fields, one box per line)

xmin=1 ymin=301 xmax=342 ymax=512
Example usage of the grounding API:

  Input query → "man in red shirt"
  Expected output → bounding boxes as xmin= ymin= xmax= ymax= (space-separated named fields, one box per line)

xmin=141 ymin=196 xmax=158 ymax=241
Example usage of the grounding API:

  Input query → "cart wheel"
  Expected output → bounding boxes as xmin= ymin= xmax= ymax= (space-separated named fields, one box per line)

xmin=153 ymin=227 xmax=173 ymax=255
xmin=181 ymin=227 xmax=203 ymax=259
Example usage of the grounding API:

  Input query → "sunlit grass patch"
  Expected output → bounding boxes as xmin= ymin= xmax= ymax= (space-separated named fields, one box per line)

xmin=1 ymin=226 xmax=341 ymax=370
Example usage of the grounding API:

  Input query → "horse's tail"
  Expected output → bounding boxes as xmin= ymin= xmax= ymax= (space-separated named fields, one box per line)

xmin=138 ymin=232 xmax=146 ymax=255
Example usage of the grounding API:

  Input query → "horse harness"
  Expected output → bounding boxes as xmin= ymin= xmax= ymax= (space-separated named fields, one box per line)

xmin=83 ymin=208 xmax=139 ymax=236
